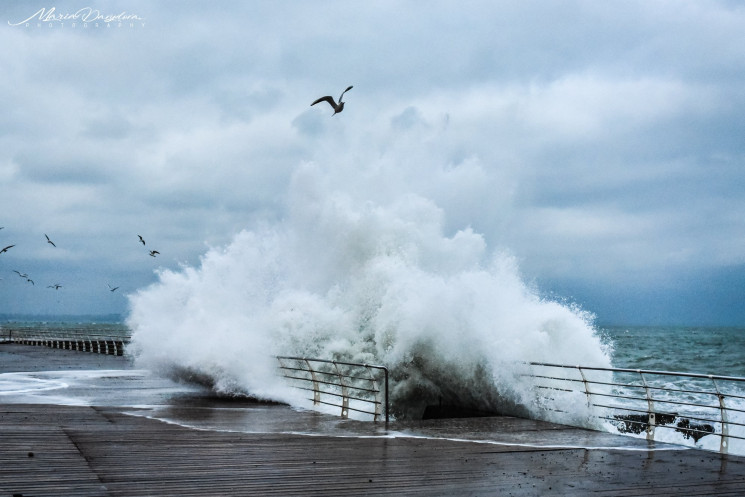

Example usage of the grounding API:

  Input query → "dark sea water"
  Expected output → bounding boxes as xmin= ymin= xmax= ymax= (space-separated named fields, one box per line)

xmin=5 ymin=320 xmax=742 ymax=378
xmin=4 ymin=320 xmax=744 ymax=378
xmin=600 ymin=325 xmax=745 ymax=378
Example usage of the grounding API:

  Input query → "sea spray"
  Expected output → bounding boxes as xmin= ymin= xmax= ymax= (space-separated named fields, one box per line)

xmin=127 ymin=162 xmax=611 ymax=418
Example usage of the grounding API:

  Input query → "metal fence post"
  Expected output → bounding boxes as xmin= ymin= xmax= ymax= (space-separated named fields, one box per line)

xmin=639 ymin=371 xmax=655 ymax=441
xmin=304 ymin=359 xmax=321 ymax=405
xmin=577 ymin=366 xmax=592 ymax=407
xmin=711 ymin=376 xmax=729 ymax=454
xmin=333 ymin=362 xmax=350 ymax=419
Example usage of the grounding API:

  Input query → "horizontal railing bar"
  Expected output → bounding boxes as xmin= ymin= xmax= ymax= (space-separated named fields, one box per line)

xmin=312 ymin=398 xmax=377 ymax=417
xmin=590 ymin=380 xmax=739 ymax=399
xmin=530 ymin=374 xmax=745 ymax=401
xmin=308 ymin=371 xmax=379 ymax=383
xmin=288 ymin=385 xmax=381 ymax=405
xmin=279 ymin=373 xmax=380 ymax=395
xmin=535 ymin=386 xmax=574 ymax=393
xmin=643 ymin=398 xmax=723 ymax=410
xmin=282 ymin=368 xmax=382 ymax=385
xmin=597 ymin=416 xmax=745 ymax=441
xmin=592 ymin=403 xmax=745 ymax=429
xmin=587 ymin=402 xmax=745 ymax=431
xmin=535 ymin=386 xmax=653 ymax=405
xmin=545 ymin=384 xmax=745 ymax=409
xmin=278 ymin=355 xmax=388 ymax=372
xmin=529 ymin=362 xmax=745 ymax=383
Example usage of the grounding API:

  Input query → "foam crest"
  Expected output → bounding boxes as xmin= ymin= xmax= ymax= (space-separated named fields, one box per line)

xmin=127 ymin=162 xmax=610 ymax=418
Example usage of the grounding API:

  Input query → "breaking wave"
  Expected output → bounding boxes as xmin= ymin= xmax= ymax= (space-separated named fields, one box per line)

xmin=127 ymin=162 xmax=610 ymax=419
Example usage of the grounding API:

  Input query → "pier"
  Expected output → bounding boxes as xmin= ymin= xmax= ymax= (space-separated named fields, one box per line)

xmin=3 ymin=402 xmax=745 ymax=496
xmin=2 ymin=344 xmax=745 ymax=495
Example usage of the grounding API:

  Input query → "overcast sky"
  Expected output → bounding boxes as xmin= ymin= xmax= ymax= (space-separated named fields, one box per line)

xmin=1 ymin=1 xmax=744 ymax=326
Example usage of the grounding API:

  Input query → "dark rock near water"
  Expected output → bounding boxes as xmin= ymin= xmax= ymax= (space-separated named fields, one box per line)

xmin=675 ymin=418 xmax=715 ymax=442
xmin=614 ymin=413 xmax=715 ymax=442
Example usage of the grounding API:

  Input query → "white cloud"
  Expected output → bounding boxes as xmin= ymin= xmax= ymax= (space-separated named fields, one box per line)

xmin=1 ymin=1 xmax=744 ymax=324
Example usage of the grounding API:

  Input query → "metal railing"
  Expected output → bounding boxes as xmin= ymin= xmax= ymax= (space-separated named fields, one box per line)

xmin=277 ymin=356 xmax=389 ymax=422
xmin=526 ymin=362 xmax=745 ymax=454
xmin=1 ymin=327 xmax=130 ymax=356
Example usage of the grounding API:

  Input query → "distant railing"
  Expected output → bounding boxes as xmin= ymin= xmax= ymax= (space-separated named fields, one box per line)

xmin=277 ymin=356 xmax=389 ymax=423
xmin=0 ymin=327 xmax=130 ymax=356
xmin=526 ymin=362 xmax=745 ymax=454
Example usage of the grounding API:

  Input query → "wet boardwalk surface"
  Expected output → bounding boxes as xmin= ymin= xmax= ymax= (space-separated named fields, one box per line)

xmin=2 ymin=344 xmax=745 ymax=496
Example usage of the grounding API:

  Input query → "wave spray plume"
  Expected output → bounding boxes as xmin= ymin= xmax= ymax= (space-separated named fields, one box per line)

xmin=127 ymin=162 xmax=611 ymax=419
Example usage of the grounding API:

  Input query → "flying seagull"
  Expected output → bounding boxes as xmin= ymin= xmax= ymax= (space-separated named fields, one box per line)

xmin=149 ymin=250 xmax=160 ymax=257
xmin=13 ymin=270 xmax=28 ymax=278
xmin=26 ymin=278 xmax=34 ymax=285
xmin=311 ymin=85 xmax=353 ymax=115
xmin=138 ymin=235 xmax=145 ymax=246
xmin=108 ymin=284 xmax=119 ymax=292
xmin=1 ymin=244 xmax=14 ymax=254
xmin=45 ymin=234 xmax=56 ymax=247
xmin=47 ymin=284 xmax=62 ymax=290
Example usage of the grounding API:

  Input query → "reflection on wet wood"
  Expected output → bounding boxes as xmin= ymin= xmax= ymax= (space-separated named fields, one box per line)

xmin=2 ymin=404 xmax=745 ymax=496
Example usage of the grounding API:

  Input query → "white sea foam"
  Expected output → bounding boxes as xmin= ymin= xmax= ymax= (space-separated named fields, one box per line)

xmin=127 ymin=162 xmax=611 ymax=418
xmin=0 ymin=372 xmax=68 ymax=396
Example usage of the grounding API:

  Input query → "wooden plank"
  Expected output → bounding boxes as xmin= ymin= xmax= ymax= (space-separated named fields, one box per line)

xmin=3 ymin=404 xmax=745 ymax=496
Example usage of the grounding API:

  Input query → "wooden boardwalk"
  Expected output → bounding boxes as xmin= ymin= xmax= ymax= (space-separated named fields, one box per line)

xmin=2 ymin=403 xmax=745 ymax=496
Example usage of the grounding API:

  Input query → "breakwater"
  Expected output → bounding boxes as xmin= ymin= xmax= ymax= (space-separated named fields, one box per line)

xmin=0 ymin=326 xmax=129 ymax=356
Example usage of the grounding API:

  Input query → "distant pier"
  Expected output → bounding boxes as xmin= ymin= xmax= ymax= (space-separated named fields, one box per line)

xmin=0 ymin=327 xmax=128 ymax=356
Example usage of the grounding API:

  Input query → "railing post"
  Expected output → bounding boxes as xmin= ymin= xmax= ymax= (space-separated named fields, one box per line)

xmin=384 ymin=367 xmax=389 ymax=423
xmin=364 ymin=365 xmax=382 ymax=422
xmin=333 ymin=362 xmax=350 ymax=419
xmin=304 ymin=359 xmax=321 ymax=405
xmin=577 ymin=366 xmax=592 ymax=407
xmin=639 ymin=371 xmax=655 ymax=441
xmin=711 ymin=376 xmax=729 ymax=454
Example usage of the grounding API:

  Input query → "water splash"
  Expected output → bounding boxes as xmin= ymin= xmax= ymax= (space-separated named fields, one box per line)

xmin=127 ymin=162 xmax=611 ymax=418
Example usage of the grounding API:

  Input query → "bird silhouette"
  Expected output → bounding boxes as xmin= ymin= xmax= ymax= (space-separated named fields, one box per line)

xmin=311 ymin=85 xmax=353 ymax=115
xmin=108 ymin=284 xmax=119 ymax=292
xmin=45 ymin=234 xmax=56 ymax=247
xmin=0 ymin=244 xmax=13 ymax=254
xmin=138 ymin=235 xmax=145 ymax=246
xmin=13 ymin=270 xmax=28 ymax=278
xmin=26 ymin=278 xmax=34 ymax=285
xmin=149 ymin=250 xmax=159 ymax=257
xmin=47 ymin=284 xmax=62 ymax=290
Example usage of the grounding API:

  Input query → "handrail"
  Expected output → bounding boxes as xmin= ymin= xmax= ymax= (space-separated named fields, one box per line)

xmin=0 ymin=327 xmax=130 ymax=356
xmin=277 ymin=356 xmax=389 ymax=423
xmin=525 ymin=362 xmax=745 ymax=454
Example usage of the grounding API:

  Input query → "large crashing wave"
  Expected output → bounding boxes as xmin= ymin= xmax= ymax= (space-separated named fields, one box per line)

xmin=127 ymin=162 xmax=611 ymax=418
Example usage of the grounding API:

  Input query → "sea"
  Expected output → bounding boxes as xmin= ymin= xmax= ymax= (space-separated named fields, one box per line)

xmin=3 ymin=320 xmax=744 ymax=376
